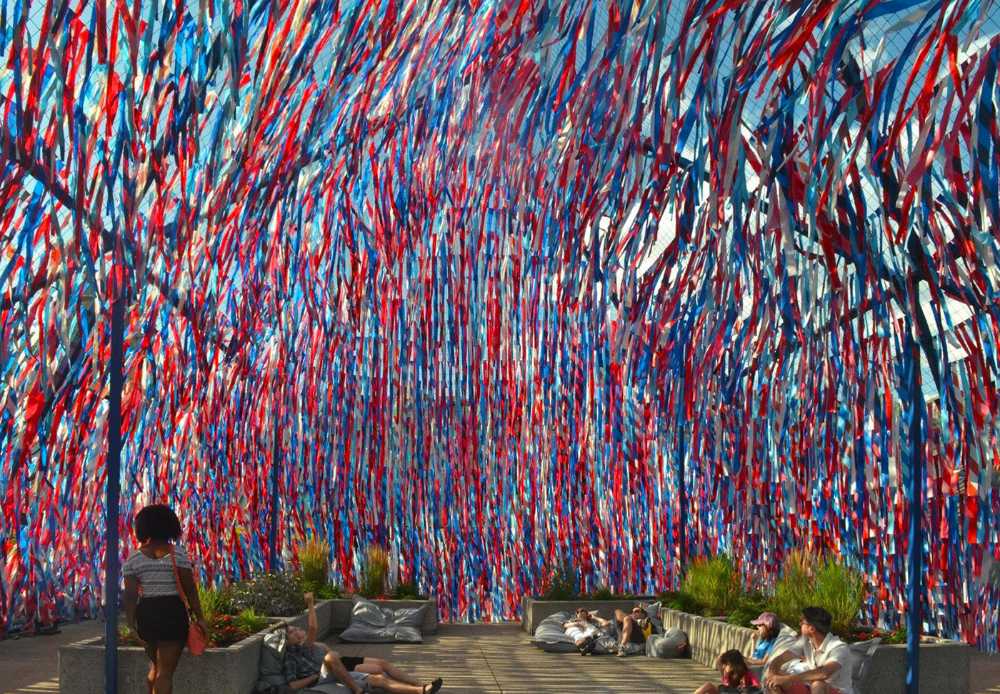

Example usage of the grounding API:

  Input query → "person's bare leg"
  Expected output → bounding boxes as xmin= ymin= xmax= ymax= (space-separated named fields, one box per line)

xmin=144 ymin=644 xmax=158 ymax=694
xmin=619 ymin=616 xmax=635 ymax=651
xmin=360 ymin=657 xmax=422 ymax=686
xmin=153 ymin=641 xmax=184 ymax=694
xmin=365 ymin=673 xmax=425 ymax=694
xmin=323 ymin=651 xmax=364 ymax=694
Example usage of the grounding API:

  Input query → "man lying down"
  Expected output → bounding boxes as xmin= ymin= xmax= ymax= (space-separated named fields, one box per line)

xmin=256 ymin=592 xmax=444 ymax=694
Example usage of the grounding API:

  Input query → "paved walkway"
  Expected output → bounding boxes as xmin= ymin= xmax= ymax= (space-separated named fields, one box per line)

xmin=330 ymin=624 xmax=718 ymax=693
xmin=2 ymin=619 xmax=1000 ymax=693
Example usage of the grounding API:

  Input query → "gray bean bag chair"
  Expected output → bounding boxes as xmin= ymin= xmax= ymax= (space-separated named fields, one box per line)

xmin=338 ymin=596 xmax=426 ymax=643
xmin=645 ymin=626 xmax=690 ymax=658
xmin=530 ymin=611 xmax=618 ymax=654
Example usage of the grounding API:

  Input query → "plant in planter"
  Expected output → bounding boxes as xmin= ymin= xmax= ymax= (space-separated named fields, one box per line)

xmin=297 ymin=537 xmax=342 ymax=598
xmin=207 ymin=609 xmax=269 ymax=647
xmin=681 ymin=556 xmax=741 ymax=616
xmin=358 ymin=546 xmax=390 ymax=598
xmin=658 ymin=590 xmax=705 ymax=614
xmin=767 ymin=551 xmax=865 ymax=637
xmin=392 ymin=581 xmax=427 ymax=600
xmin=726 ymin=591 xmax=768 ymax=628
xmin=769 ymin=549 xmax=820 ymax=627
xmin=224 ymin=572 xmax=306 ymax=616
xmin=539 ymin=560 xmax=577 ymax=600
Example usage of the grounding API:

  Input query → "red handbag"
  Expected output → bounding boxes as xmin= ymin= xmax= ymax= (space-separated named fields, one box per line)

xmin=170 ymin=547 xmax=208 ymax=655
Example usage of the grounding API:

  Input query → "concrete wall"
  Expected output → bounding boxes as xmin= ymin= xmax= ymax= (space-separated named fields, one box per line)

xmin=520 ymin=596 xmax=659 ymax=634
xmin=659 ymin=607 xmax=972 ymax=694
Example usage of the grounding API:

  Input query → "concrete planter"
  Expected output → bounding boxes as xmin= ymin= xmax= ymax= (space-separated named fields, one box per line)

xmin=520 ymin=596 xmax=658 ymax=634
xmin=58 ymin=600 xmax=338 ymax=694
xmin=660 ymin=607 xmax=972 ymax=694
xmin=329 ymin=597 xmax=438 ymax=634
xmin=59 ymin=625 xmax=275 ymax=694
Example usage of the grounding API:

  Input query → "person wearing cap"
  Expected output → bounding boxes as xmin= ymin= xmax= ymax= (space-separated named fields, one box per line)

xmin=746 ymin=612 xmax=782 ymax=667
xmin=764 ymin=606 xmax=854 ymax=694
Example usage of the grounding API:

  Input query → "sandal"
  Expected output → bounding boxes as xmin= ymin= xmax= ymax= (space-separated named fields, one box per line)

xmin=424 ymin=677 xmax=443 ymax=694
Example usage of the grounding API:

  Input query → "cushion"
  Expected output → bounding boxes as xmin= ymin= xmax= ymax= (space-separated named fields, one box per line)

xmin=645 ymin=627 xmax=689 ymax=658
xmin=848 ymin=637 xmax=882 ymax=686
xmin=531 ymin=611 xmax=618 ymax=654
xmin=256 ymin=628 xmax=290 ymax=692
xmin=337 ymin=597 xmax=426 ymax=643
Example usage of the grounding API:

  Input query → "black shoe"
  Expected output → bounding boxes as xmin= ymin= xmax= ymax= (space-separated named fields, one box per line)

xmin=583 ymin=638 xmax=597 ymax=655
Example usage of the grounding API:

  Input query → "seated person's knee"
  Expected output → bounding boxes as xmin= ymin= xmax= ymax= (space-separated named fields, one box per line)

xmin=368 ymin=673 xmax=387 ymax=688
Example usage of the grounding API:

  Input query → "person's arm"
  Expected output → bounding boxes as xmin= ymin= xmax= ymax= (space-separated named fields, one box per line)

xmin=287 ymin=674 xmax=321 ymax=690
xmin=178 ymin=567 xmax=209 ymax=635
xmin=304 ymin=592 xmax=318 ymax=645
xmin=123 ymin=575 xmax=140 ymax=633
xmin=768 ymin=662 xmax=841 ymax=687
xmin=765 ymin=649 xmax=796 ymax=676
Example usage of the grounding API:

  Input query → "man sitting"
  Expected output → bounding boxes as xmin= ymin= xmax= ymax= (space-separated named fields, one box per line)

xmin=764 ymin=607 xmax=854 ymax=694
xmin=257 ymin=592 xmax=443 ymax=694
xmin=613 ymin=603 xmax=655 ymax=656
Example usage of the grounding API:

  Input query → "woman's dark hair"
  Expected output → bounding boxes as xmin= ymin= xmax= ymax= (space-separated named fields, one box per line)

xmin=719 ymin=649 xmax=748 ymax=675
xmin=763 ymin=623 xmax=781 ymax=640
xmin=134 ymin=504 xmax=182 ymax=542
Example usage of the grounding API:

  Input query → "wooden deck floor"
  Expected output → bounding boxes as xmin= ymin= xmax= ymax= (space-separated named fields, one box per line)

xmin=328 ymin=624 xmax=718 ymax=693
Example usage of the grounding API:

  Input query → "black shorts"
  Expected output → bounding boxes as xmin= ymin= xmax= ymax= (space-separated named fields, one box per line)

xmin=136 ymin=595 xmax=189 ymax=643
xmin=342 ymin=656 xmax=365 ymax=671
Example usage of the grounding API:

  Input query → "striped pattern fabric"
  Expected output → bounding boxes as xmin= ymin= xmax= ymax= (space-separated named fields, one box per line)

xmin=122 ymin=547 xmax=192 ymax=599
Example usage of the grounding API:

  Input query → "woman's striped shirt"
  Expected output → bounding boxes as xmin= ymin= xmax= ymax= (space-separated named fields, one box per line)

xmin=122 ymin=545 xmax=192 ymax=598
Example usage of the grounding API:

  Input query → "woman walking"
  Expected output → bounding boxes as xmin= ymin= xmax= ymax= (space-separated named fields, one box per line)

xmin=123 ymin=504 xmax=207 ymax=694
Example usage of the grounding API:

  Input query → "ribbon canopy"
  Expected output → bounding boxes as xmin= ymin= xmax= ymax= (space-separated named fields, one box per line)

xmin=0 ymin=0 xmax=998 ymax=649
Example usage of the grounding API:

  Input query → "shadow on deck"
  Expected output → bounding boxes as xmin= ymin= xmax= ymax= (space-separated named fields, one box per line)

xmin=327 ymin=623 xmax=717 ymax=693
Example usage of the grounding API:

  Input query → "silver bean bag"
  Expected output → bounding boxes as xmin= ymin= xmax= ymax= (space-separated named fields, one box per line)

xmin=338 ymin=596 xmax=426 ymax=643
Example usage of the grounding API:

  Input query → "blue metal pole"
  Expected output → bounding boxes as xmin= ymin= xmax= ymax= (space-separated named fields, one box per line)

xmin=268 ymin=420 xmax=280 ymax=572
xmin=104 ymin=270 xmax=126 ymax=694
xmin=905 ymin=316 xmax=924 ymax=694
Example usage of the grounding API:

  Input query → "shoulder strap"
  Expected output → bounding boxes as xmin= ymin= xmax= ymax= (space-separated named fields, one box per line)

xmin=170 ymin=547 xmax=192 ymax=611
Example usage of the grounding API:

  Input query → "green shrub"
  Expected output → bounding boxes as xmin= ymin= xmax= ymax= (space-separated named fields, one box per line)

xmin=392 ymin=581 xmax=426 ymax=600
xmin=316 ymin=583 xmax=342 ymax=599
xmin=681 ymin=556 xmax=741 ymax=615
xmin=768 ymin=550 xmax=819 ymax=628
xmin=232 ymin=608 xmax=269 ymax=634
xmin=298 ymin=538 xmax=330 ymax=588
xmin=658 ymin=590 xmax=705 ymax=615
xmin=359 ymin=546 xmax=390 ymax=598
xmin=540 ymin=561 xmax=577 ymax=600
xmin=812 ymin=560 xmax=865 ymax=636
xmin=588 ymin=584 xmax=614 ymax=600
xmin=199 ymin=585 xmax=234 ymax=619
xmin=224 ymin=573 xmax=305 ymax=616
xmin=767 ymin=550 xmax=866 ymax=637
xmin=726 ymin=592 xmax=768 ymax=627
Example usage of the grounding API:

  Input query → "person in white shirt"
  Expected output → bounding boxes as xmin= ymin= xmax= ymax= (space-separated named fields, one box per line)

xmin=764 ymin=607 xmax=854 ymax=694
xmin=562 ymin=608 xmax=612 ymax=654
